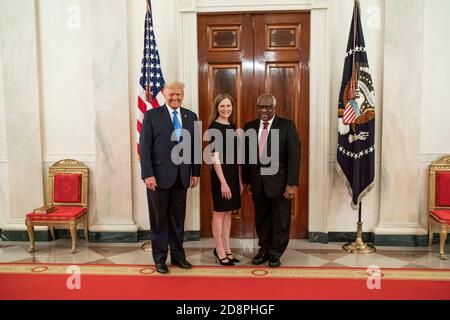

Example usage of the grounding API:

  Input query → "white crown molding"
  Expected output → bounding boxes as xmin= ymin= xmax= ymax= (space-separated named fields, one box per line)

xmin=0 ymin=153 xmax=96 ymax=163
xmin=179 ymin=0 xmax=331 ymax=13
xmin=44 ymin=153 xmax=95 ymax=163
xmin=192 ymin=0 xmax=327 ymax=12
xmin=420 ymin=153 xmax=449 ymax=163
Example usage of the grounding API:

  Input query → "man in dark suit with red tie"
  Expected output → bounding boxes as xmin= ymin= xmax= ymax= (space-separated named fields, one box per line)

xmin=139 ymin=81 xmax=200 ymax=274
xmin=243 ymin=94 xmax=300 ymax=268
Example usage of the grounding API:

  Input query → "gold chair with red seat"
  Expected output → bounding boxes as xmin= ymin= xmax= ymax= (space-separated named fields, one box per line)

xmin=25 ymin=159 xmax=89 ymax=254
xmin=428 ymin=155 xmax=450 ymax=260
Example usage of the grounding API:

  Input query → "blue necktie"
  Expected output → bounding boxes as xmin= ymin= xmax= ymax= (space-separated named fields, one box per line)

xmin=172 ymin=110 xmax=182 ymax=141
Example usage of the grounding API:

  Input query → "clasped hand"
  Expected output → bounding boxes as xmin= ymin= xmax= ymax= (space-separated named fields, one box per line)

xmin=283 ymin=185 xmax=297 ymax=199
xmin=144 ymin=177 xmax=157 ymax=191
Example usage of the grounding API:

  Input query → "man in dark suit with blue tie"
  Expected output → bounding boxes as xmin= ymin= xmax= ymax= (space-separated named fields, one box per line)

xmin=139 ymin=81 xmax=200 ymax=274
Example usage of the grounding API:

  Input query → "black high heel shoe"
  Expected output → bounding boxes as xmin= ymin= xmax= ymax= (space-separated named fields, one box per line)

xmin=213 ymin=249 xmax=235 ymax=266
xmin=226 ymin=253 xmax=240 ymax=263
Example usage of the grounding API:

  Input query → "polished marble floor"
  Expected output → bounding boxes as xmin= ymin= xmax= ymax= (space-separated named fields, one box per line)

xmin=1 ymin=239 xmax=449 ymax=270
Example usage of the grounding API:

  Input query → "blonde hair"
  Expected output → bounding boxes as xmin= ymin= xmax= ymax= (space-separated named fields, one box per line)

xmin=207 ymin=93 xmax=236 ymax=127
xmin=163 ymin=80 xmax=185 ymax=90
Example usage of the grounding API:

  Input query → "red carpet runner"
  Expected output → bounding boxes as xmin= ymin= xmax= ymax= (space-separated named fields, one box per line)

xmin=1 ymin=263 xmax=449 ymax=300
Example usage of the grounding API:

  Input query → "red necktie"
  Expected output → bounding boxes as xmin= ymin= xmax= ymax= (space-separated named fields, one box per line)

xmin=259 ymin=121 xmax=269 ymax=158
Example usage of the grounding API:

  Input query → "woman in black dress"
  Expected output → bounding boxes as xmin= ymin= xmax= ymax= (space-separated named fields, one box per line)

xmin=207 ymin=94 xmax=242 ymax=266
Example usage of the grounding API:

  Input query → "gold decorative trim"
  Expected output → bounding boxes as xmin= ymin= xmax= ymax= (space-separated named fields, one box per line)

xmin=1 ymin=263 xmax=449 ymax=281
xmin=26 ymin=159 xmax=89 ymax=254
xmin=428 ymin=155 xmax=450 ymax=260
xmin=431 ymin=155 xmax=450 ymax=166
xmin=48 ymin=159 xmax=89 ymax=207
xmin=429 ymin=155 xmax=450 ymax=209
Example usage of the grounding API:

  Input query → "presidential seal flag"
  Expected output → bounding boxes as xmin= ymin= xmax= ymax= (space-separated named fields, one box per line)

xmin=337 ymin=0 xmax=375 ymax=208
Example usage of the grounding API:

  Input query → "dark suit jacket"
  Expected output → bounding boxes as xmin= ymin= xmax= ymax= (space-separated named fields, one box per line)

xmin=139 ymin=105 xmax=201 ymax=189
xmin=243 ymin=116 xmax=300 ymax=197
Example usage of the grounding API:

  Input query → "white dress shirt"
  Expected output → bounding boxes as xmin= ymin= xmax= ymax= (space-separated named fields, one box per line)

xmin=258 ymin=116 xmax=275 ymax=140
xmin=166 ymin=105 xmax=183 ymax=127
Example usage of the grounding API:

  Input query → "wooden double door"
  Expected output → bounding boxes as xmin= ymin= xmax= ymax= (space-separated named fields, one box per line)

xmin=198 ymin=12 xmax=310 ymax=238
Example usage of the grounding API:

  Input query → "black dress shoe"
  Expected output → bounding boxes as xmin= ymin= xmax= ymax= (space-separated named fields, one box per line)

xmin=269 ymin=257 xmax=281 ymax=268
xmin=213 ymin=249 xmax=235 ymax=266
xmin=172 ymin=259 xmax=192 ymax=269
xmin=226 ymin=253 xmax=240 ymax=263
xmin=155 ymin=263 xmax=169 ymax=274
xmin=251 ymin=252 xmax=269 ymax=265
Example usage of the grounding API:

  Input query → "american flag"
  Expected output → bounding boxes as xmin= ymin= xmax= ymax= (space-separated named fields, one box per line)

xmin=343 ymin=99 xmax=357 ymax=124
xmin=137 ymin=0 xmax=165 ymax=156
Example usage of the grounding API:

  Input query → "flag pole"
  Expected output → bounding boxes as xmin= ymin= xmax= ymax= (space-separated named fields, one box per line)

xmin=340 ymin=0 xmax=376 ymax=254
xmin=138 ymin=0 xmax=166 ymax=253
xmin=343 ymin=201 xmax=376 ymax=253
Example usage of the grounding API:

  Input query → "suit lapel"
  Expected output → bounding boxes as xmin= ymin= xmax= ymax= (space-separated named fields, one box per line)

xmin=253 ymin=120 xmax=261 ymax=148
xmin=248 ymin=120 xmax=262 ymax=164
xmin=159 ymin=104 xmax=175 ymax=133
xmin=266 ymin=116 xmax=279 ymax=156
xmin=180 ymin=107 xmax=189 ymax=131
xmin=253 ymin=120 xmax=260 ymax=133
xmin=252 ymin=120 xmax=260 ymax=155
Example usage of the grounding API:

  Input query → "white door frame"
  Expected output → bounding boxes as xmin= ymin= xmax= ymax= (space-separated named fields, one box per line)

xmin=177 ymin=0 xmax=332 ymax=237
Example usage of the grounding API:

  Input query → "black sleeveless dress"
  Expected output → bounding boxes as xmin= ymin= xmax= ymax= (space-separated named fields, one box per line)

xmin=208 ymin=121 xmax=241 ymax=212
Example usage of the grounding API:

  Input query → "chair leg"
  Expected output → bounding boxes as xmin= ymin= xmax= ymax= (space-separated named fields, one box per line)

xmin=428 ymin=221 xmax=433 ymax=246
xmin=439 ymin=224 xmax=447 ymax=260
xmin=69 ymin=221 xmax=77 ymax=254
xmin=26 ymin=220 xmax=35 ymax=253
xmin=49 ymin=226 xmax=56 ymax=240
xmin=83 ymin=216 xmax=89 ymax=242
